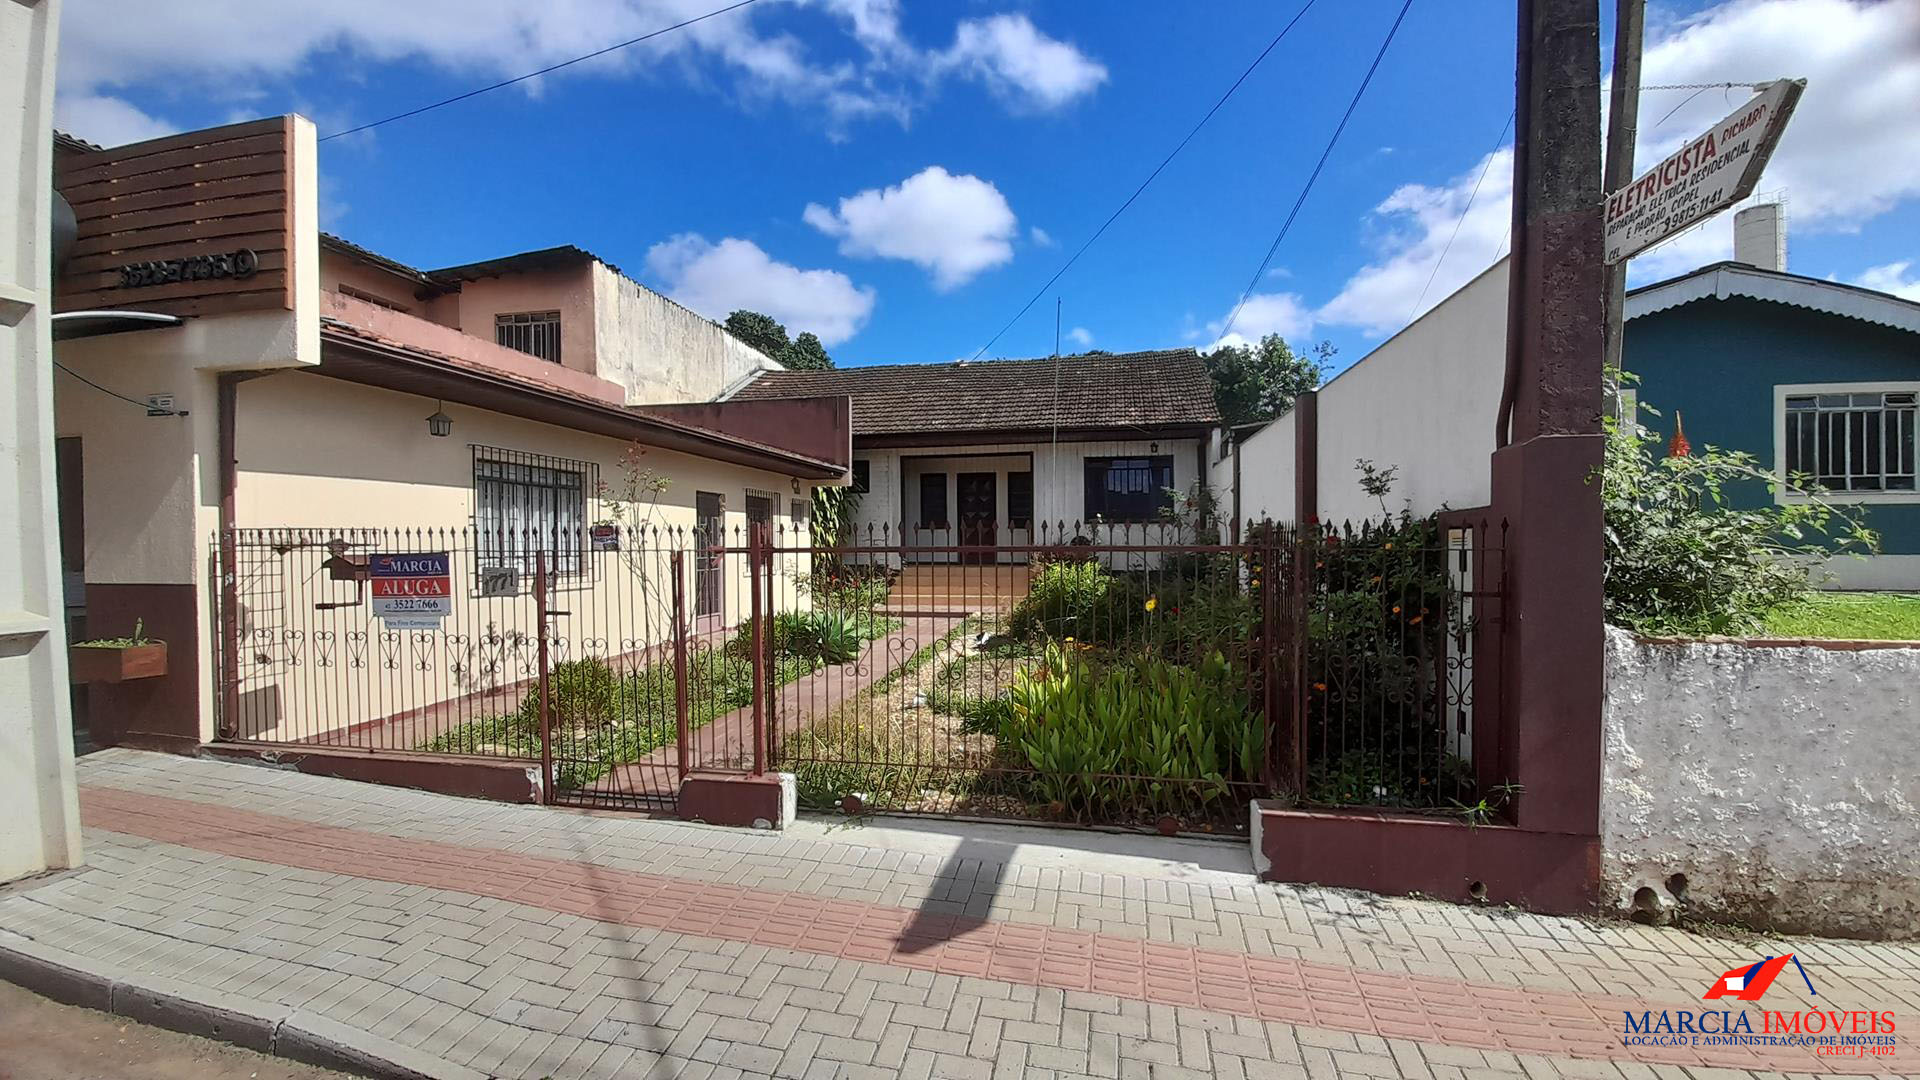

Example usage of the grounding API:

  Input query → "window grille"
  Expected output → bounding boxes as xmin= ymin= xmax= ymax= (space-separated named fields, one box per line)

xmin=1785 ymin=391 xmax=1917 ymax=492
xmin=495 ymin=310 xmax=562 ymax=364
xmin=472 ymin=446 xmax=596 ymax=586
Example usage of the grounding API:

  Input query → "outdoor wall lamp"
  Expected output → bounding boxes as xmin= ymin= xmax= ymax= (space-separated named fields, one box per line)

xmin=792 ymin=477 xmax=802 ymax=493
xmin=426 ymin=402 xmax=453 ymax=438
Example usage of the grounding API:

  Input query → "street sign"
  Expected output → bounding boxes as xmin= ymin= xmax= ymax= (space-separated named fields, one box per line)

xmin=369 ymin=552 xmax=452 ymax=629
xmin=1603 ymin=78 xmax=1804 ymax=265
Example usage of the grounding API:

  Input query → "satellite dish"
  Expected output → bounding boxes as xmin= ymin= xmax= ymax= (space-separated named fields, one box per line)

xmin=51 ymin=189 xmax=76 ymax=274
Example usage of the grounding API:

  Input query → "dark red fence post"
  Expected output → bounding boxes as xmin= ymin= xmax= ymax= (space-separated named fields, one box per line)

xmin=1289 ymin=527 xmax=1310 ymax=798
xmin=534 ymin=550 xmax=554 ymax=804
xmin=748 ymin=524 xmax=767 ymax=777
xmin=671 ymin=549 xmax=690 ymax=781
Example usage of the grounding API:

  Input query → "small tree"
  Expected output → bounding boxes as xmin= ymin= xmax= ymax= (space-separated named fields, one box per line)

xmin=1599 ymin=401 xmax=1876 ymax=636
xmin=724 ymin=310 xmax=790 ymax=358
xmin=1202 ymin=334 xmax=1332 ymax=428
xmin=779 ymin=331 xmax=833 ymax=371
xmin=724 ymin=310 xmax=836 ymax=370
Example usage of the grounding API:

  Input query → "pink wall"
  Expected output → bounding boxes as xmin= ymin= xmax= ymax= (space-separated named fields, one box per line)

xmin=446 ymin=265 xmax=598 ymax=379
xmin=319 ymin=256 xmax=437 ymax=321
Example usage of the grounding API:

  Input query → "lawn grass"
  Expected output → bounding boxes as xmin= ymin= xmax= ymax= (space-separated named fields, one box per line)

xmin=1760 ymin=592 xmax=1920 ymax=641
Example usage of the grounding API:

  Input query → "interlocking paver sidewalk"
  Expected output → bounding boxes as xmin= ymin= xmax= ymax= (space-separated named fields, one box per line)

xmin=2 ymin=750 xmax=1915 ymax=1079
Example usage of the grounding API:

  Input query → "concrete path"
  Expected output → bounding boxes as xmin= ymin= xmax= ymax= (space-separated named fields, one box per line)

xmin=3 ymin=750 xmax=1916 ymax=1079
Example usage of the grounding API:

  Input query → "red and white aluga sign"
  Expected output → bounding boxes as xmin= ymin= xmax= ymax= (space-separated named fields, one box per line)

xmin=1604 ymin=78 xmax=1805 ymax=265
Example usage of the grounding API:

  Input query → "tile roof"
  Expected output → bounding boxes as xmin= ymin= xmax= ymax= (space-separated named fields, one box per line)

xmin=732 ymin=348 xmax=1221 ymax=436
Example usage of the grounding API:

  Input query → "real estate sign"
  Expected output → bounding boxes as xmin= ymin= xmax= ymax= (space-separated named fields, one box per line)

xmin=1603 ymin=79 xmax=1804 ymax=265
xmin=370 ymin=552 xmax=452 ymax=629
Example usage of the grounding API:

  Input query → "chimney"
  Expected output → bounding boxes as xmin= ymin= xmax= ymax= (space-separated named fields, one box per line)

xmin=1733 ymin=203 xmax=1786 ymax=272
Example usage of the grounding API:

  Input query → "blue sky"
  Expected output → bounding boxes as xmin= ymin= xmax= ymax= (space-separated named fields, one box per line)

xmin=54 ymin=0 xmax=1920 ymax=374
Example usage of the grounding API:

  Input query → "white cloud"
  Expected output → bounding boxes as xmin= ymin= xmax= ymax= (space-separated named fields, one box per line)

xmin=1311 ymin=0 xmax=1920 ymax=337
xmin=1315 ymin=148 xmax=1514 ymax=337
xmin=53 ymin=93 xmax=177 ymax=147
xmin=54 ymin=1 xmax=1104 ymax=146
xmin=643 ymin=233 xmax=875 ymax=346
xmin=804 ymin=166 xmax=1017 ymax=290
xmin=1029 ymin=226 xmax=1055 ymax=247
xmin=1065 ymin=326 xmax=1093 ymax=347
xmin=1854 ymin=261 xmax=1920 ymax=302
xmin=934 ymin=14 xmax=1108 ymax=110
xmin=1205 ymin=292 xmax=1316 ymax=351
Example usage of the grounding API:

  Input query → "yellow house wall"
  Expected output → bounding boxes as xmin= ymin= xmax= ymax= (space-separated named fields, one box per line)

xmin=226 ymin=370 xmax=811 ymax=745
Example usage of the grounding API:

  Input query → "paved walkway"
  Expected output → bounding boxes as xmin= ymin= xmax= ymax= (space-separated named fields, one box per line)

xmin=3 ymin=750 xmax=1915 ymax=1079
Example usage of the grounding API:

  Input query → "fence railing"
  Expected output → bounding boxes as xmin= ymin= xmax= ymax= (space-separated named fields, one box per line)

xmin=210 ymin=515 xmax=1504 ymax=826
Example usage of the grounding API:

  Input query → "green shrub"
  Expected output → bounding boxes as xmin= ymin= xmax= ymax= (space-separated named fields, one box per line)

xmin=546 ymin=658 xmax=624 ymax=730
xmin=1008 ymin=560 xmax=1130 ymax=642
xmin=1601 ymin=402 xmax=1876 ymax=635
xmin=996 ymin=642 xmax=1261 ymax=818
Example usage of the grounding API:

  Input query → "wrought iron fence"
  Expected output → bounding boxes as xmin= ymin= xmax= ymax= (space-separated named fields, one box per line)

xmin=211 ymin=513 xmax=1504 ymax=828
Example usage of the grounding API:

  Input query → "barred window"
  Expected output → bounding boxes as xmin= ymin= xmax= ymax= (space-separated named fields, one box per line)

xmin=1784 ymin=391 xmax=1917 ymax=493
xmin=495 ymin=310 xmax=562 ymax=364
xmin=1083 ymin=456 xmax=1174 ymax=521
xmin=473 ymin=447 xmax=596 ymax=585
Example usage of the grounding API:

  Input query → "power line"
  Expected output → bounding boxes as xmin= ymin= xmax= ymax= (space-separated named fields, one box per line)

xmin=319 ymin=0 xmax=767 ymax=142
xmin=961 ymin=0 xmax=1323 ymax=364
xmin=1405 ymin=108 xmax=1513 ymax=326
xmin=1221 ymin=0 xmax=1415 ymax=343
xmin=55 ymin=361 xmax=179 ymax=415
xmin=1639 ymin=81 xmax=1768 ymax=91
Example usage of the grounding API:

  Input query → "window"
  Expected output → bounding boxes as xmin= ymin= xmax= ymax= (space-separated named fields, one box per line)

xmin=338 ymin=284 xmax=411 ymax=313
xmin=694 ymin=491 xmax=725 ymax=623
xmin=850 ymin=459 xmax=870 ymax=494
xmin=745 ymin=491 xmax=774 ymax=540
xmin=495 ymin=310 xmax=562 ymax=364
xmin=473 ymin=447 xmax=594 ymax=582
xmin=1784 ymin=391 xmax=1916 ymax=493
xmin=1007 ymin=471 xmax=1034 ymax=530
xmin=1084 ymin=456 xmax=1175 ymax=521
xmin=918 ymin=473 xmax=948 ymax=529
xmin=790 ymin=499 xmax=810 ymax=527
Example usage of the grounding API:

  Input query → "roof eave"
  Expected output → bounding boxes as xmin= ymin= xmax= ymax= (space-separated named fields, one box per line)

xmin=315 ymin=328 xmax=844 ymax=479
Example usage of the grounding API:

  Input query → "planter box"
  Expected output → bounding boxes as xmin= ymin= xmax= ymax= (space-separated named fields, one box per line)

xmin=69 ymin=642 xmax=167 ymax=684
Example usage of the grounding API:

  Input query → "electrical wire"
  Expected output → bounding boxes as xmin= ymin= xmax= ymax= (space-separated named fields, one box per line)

xmin=319 ymin=0 xmax=767 ymax=142
xmin=1405 ymin=108 xmax=1513 ymax=327
xmin=54 ymin=361 xmax=179 ymax=415
xmin=1221 ymin=0 xmax=1416 ymax=341
xmin=960 ymin=0 xmax=1323 ymax=364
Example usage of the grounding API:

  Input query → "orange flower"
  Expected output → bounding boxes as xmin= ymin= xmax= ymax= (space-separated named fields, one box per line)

xmin=1313 ymin=682 xmax=1327 ymax=692
xmin=1391 ymin=605 xmax=1402 ymax=614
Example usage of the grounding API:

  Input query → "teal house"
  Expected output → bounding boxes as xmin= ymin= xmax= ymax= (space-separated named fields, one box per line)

xmin=1624 ymin=249 xmax=1920 ymax=590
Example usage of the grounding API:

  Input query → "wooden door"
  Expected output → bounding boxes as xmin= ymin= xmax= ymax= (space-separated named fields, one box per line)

xmin=957 ymin=472 xmax=996 ymax=565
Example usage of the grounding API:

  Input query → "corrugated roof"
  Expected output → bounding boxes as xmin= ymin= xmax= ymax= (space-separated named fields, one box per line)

xmin=1626 ymin=260 xmax=1920 ymax=335
xmin=732 ymin=349 xmax=1221 ymax=436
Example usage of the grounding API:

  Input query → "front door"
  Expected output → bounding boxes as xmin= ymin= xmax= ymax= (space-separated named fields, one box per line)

xmin=957 ymin=472 xmax=996 ymax=565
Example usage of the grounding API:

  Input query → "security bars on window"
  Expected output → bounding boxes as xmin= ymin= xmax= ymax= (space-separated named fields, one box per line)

xmin=472 ymin=445 xmax=598 ymax=588
xmin=495 ymin=310 xmax=562 ymax=364
xmin=1785 ymin=392 xmax=1918 ymax=492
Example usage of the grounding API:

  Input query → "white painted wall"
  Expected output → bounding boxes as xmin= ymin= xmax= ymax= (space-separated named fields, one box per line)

xmin=0 ymin=0 xmax=83 ymax=882
xmin=847 ymin=437 xmax=1205 ymax=563
xmin=1602 ymin=627 xmax=1920 ymax=939
xmin=591 ymin=263 xmax=780 ymax=405
xmin=1233 ymin=412 xmax=1295 ymax=524
xmin=1232 ymin=260 xmax=1508 ymax=525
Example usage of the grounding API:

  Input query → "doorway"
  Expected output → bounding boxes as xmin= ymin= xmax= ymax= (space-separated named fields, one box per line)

xmin=694 ymin=491 xmax=725 ymax=629
xmin=957 ymin=472 xmax=996 ymax=564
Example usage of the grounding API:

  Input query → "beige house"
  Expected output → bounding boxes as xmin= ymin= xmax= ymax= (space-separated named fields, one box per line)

xmin=50 ymin=116 xmax=848 ymax=755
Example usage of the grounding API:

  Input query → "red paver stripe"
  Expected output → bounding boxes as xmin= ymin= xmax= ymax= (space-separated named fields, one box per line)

xmin=77 ymin=785 xmax=1903 ymax=1074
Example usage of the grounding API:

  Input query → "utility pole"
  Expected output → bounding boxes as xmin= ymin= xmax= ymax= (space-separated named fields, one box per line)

xmin=1601 ymin=0 xmax=1644 ymax=412
xmin=1491 ymin=0 xmax=1606 ymax=845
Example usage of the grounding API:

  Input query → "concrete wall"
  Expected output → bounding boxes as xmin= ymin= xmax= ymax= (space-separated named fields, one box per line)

xmin=1233 ymin=412 xmax=1295 ymax=524
xmin=227 ymin=371 xmax=811 ymax=742
xmin=592 ymin=263 xmax=779 ymax=406
xmin=1602 ymin=627 xmax=1920 ymax=938
xmin=446 ymin=264 xmax=600 ymax=381
xmin=0 ymin=0 xmax=83 ymax=882
xmin=1231 ymin=260 xmax=1508 ymax=525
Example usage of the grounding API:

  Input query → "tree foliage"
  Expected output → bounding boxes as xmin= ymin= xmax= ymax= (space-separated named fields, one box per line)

xmin=1202 ymin=334 xmax=1331 ymax=428
xmin=724 ymin=310 xmax=835 ymax=370
xmin=1600 ymin=398 xmax=1877 ymax=636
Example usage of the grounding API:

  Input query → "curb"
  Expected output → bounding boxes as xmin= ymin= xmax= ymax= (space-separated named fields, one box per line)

xmin=0 ymin=931 xmax=485 ymax=1080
